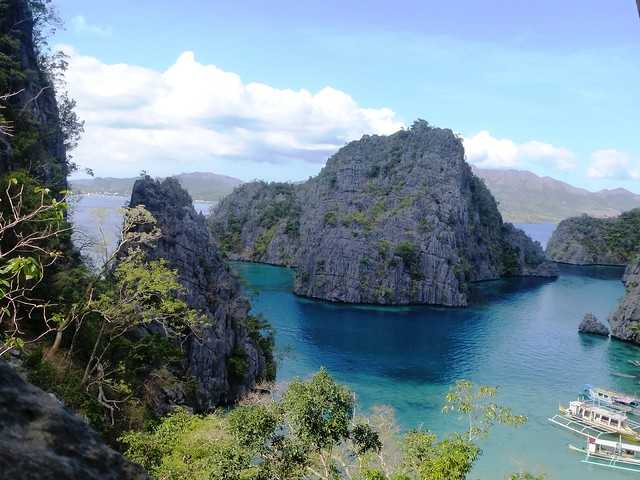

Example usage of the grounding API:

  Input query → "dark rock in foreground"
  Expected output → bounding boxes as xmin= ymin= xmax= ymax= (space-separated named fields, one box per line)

xmin=130 ymin=177 xmax=270 ymax=411
xmin=211 ymin=120 xmax=557 ymax=307
xmin=609 ymin=257 xmax=640 ymax=343
xmin=578 ymin=313 xmax=610 ymax=336
xmin=0 ymin=361 xmax=148 ymax=480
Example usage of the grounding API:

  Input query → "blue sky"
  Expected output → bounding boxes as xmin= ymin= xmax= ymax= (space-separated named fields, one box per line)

xmin=54 ymin=0 xmax=640 ymax=192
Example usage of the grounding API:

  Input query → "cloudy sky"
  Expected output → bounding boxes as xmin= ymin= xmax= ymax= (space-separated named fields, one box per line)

xmin=54 ymin=0 xmax=639 ymax=192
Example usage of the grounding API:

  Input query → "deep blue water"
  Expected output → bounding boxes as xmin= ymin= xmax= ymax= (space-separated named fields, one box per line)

xmin=233 ymin=261 xmax=639 ymax=480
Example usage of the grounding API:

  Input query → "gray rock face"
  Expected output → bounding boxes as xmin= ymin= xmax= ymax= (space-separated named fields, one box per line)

xmin=578 ymin=313 xmax=610 ymax=336
xmin=609 ymin=257 xmax=640 ymax=343
xmin=546 ymin=210 xmax=640 ymax=266
xmin=0 ymin=0 xmax=68 ymax=191
xmin=211 ymin=120 xmax=557 ymax=307
xmin=0 ymin=360 xmax=148 ymax=480
xmin=130 ymin=177 xmax=269 ymax=410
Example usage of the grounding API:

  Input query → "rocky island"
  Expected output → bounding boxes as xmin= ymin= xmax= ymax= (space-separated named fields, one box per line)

xmin=211 ymin=120 xmax=557 ymax=307
xmin=546 ymin=209 xmax=640 ymax=265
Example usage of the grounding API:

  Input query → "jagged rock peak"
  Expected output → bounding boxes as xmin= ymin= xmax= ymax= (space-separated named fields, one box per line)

xmin=0 ymin=361 xmax=148 ymax=480
xmin=211 ymin=120 xmax=557 ymax=307
xmin=130 ymin=176 xmax=269 ymax=411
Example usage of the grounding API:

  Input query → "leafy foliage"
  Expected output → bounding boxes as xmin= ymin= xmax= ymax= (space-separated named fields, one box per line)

xmin=122 ymin=370 xmax=538 ymax=480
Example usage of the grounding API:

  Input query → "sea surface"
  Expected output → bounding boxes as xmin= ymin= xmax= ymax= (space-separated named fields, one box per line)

xmin=235 ymin=262 xmax=636 ymax=480
xmin=70 ymin=195 xmax=637 ymax=479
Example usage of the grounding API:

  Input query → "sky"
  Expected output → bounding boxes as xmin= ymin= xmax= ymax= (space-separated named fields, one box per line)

xmin=53 ymin=0 xmax=640 ymax=192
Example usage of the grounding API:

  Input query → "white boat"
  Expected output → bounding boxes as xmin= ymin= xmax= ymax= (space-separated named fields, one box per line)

xmin=562 ymin=400 xmax=640 ymax=438
xmin=583 ymin=385 xmax=640 ymax=415
xmin=569 ymin=435 xmax=640 ymax=473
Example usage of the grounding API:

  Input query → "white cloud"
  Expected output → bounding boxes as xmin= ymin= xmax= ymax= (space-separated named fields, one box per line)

xmin=587 ymin=149 xmax=640 ymax=180
xmin=463 ymin=131 xmax=576 ymax=170
xmin=70 ymin=16 xmax=112 ymax=37
xmin=62 ymin=47 xmax=404 ymax=179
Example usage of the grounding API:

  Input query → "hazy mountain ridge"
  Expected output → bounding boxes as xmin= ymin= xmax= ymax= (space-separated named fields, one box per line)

xmin=474 ymin=167 xmax=640 ymax=223
xmin=70 ymin=172 xmax=243 ymax=202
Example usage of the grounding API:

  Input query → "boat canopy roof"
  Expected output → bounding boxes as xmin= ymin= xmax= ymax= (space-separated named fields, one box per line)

xmin=596 ymin=437 xmax=640 ymax=452
xmin=571 ymin=401 xmax=628 ymax=421
xmin=591 ymin=387 xmax=640 ymax=404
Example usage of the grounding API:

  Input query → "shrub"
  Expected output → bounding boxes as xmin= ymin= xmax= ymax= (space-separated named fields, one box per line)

xmin=324 ymin=211 xmax=338 ymax=227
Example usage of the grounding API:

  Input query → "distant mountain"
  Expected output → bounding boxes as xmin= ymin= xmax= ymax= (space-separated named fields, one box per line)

xmin=474 ymin=168 xmax=640 ymax=224
xmin=70 ymin=172 xmax=243 ymax=202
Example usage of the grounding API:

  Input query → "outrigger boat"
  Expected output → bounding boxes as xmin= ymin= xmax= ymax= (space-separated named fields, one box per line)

xmin=569 ymin=434 xmax=640 ymax=473
xmin=583 ymin=385 xmax=640 ymax=415
xmin=556 ymin=400 xmax=640 ymax=439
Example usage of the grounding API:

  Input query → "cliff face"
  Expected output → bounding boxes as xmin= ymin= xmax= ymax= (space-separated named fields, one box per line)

xmin=0 ymin=360 xmax=148 ymax=480
xmin=0 ymin=0 xmax=67 ymax=191
xmin=609 ymin=258 xmax=640 ymax=343
xmin=546 ymin=209 xmax=640 ymax=265
xmin=130 ymin=177 xmax=270 ymax=410
xmin=211 ymin=121 xmax=557 ymax=307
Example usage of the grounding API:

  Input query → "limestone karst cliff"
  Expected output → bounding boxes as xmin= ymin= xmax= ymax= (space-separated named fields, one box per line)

xmin=609 ymin=258 xmax=640 ymax=344
xmin=211 ymin=120 xmax=557 ymax=307
xmin=546 ymin=209 xmax=640 ymax=265
xmin=0 ymin=0 xmax=69 ymax=191
xmin=130 ymin=177 xmax=273 ymax=410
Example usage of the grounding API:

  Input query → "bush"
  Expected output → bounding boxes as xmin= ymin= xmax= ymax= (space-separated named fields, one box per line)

xmin=394 ymin=241 xmax=418 ymax=266
xmin=324 ymin=211 xmax=338 ymax=227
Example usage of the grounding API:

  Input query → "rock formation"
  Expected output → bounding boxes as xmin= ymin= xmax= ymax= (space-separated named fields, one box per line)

xmin=0 ymin=360 xmax=148 ymax=480
xmin=546 ymin=209 xmax=640 ymax=265
xmin=609 ymin=257 xmax=640 ymax=343
xmin=0 ymin=0 xmax=69 ymax=192
xmin=578 ymin=313 xmax=610 ymax=336
xmin=211 ymin=120 xmax=557 ymax=307
xmin=130 ymin=177 xmax=272 ymax=411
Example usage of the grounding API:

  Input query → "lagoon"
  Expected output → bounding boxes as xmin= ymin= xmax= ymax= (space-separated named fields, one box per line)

xmin=234 ymin=261 xmax=637 ymax=480
xmin=70 ymin=194 xmax=637 ymax=479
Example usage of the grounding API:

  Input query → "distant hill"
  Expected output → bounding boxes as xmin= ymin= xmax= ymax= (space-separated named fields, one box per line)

xmin=474 ymin=168 xmax=640 ymax=223
xmin=70 ymin=172 xmax=243 ymax=202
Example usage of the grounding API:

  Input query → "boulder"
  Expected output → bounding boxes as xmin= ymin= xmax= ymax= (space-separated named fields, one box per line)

xmin=0 ymin=360 xmax=148 ymax=480
xmin=578 ymin=313 xmax=610 ymax=336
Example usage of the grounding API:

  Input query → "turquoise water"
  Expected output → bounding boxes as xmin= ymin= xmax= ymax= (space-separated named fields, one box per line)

xmin=233 ymin=261 xmax=640 ymax=480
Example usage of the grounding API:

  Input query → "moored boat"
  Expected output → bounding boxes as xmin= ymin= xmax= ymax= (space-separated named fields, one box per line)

xmin=562 ymin=400 xmax=640 ymax=438
xmin=569 ymin=435 xmax=640 ymax=473
xmin=583 ymin=385 xmax=640 ymax=415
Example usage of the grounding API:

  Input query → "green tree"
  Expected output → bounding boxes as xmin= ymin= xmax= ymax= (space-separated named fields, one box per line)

xmin=0 ymin=173 xmax=68 ymax=356
xmin=442 ymin=380 xmax=527 ymax=442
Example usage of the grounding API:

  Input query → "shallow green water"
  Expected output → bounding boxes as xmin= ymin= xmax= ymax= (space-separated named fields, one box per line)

xmin=233 ymin=261 xmax=640 ymax=480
